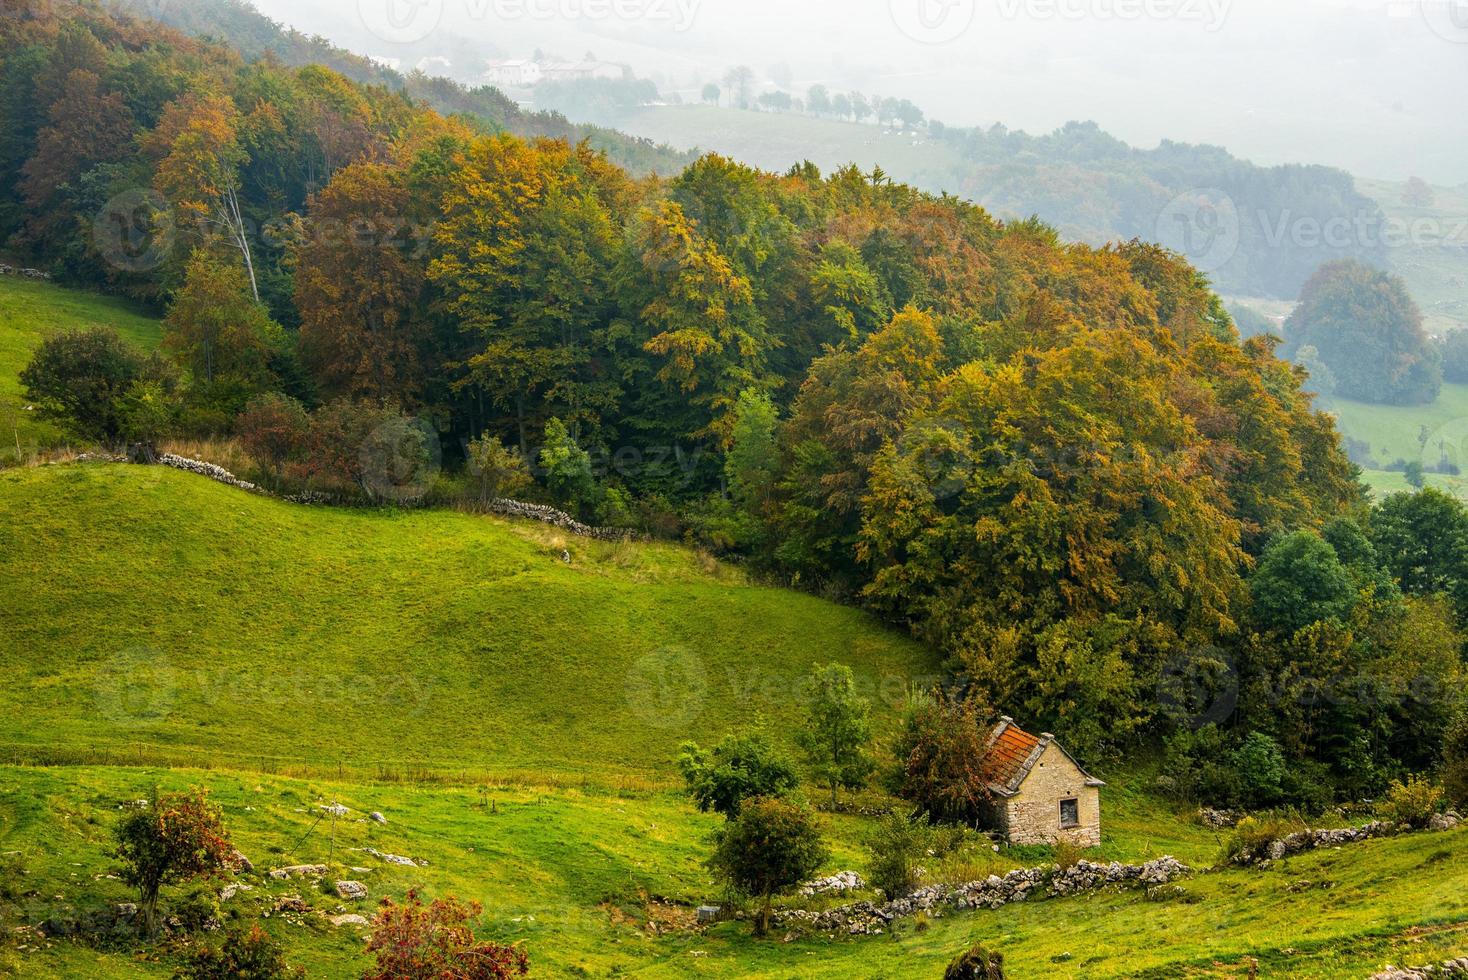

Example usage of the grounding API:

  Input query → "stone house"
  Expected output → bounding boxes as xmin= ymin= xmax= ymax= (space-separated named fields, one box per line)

xmin=981 ymin=717 xmax=1104 ymax=846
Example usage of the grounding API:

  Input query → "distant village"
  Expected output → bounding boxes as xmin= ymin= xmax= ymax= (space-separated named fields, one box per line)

xmin=481 ymin=55 xmax=627 ymax=89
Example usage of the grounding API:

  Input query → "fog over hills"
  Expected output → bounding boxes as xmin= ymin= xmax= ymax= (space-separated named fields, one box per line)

xmin=258 ymin=0 xmax=1464 ymax=183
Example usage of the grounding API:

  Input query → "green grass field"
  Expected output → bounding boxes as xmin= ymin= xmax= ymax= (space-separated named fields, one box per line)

xmin=0 ymin=462 xmax=938 ymax=782
xmin=1319 ymin=383 xmax=1468 ymax=500
xmin=0 ymin=763 xmax=1463 ymax=978
xmin=0 ymin=276 xmax=161 ymax=464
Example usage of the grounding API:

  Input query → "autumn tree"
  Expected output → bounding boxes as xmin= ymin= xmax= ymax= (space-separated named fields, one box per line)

xmin=19 ymin=69 xmax=135 ymax=207
xmin=296 ymin=161 xmax=431 ymax=404
xmin=890 ymin=689 xmax=994 ymax=825
xmin=149 ymin=94 xmax=260 ymax=301
xmin=236 ymin=392 xmax=310 ymax=485
xmin=114 ymin=787 xmax=237 ymax=936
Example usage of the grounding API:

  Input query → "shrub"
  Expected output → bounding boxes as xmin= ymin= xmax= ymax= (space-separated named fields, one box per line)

xmin=465 ymin=433 xmax=532 ymax=502
xmin=236 ymin=393 xmax=309 ymax=483
xmin=1052 ymin=835 xmax=1087 ymax=871
xmin=1377 ymin=775 xmax=1444 ymax=828
xmin=365 ymin=889 xmax=528 ymax=979
xmin=944 ymin=943 xmax=1006 ymax=979
xmin=891 ymin=689 xmax=993 ymax=825
xmin=677 ymin=730 xmax=799 ymax=819
xmin=178 ymin=925 xmax=303 ymax=979
xmin=114 ymin=787 xmax=236 ymax=936
xmin=865 ymin=810 xmax=932 ymax=899
xmin=1446 ymin=712 xmax=1468 ymax=810
xmin=20 ymin=327 xmax=147 ymax=443
xmin=1221 ymin=815 xmax=1296 ymax=864
xmin=709 ymin=797 xmax=828 ymax=937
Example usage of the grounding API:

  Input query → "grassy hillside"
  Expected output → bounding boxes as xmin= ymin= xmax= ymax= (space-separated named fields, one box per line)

xmin=0 ymin=277 xmax=161 ymax=464
xmin=0 ymin=462 xmax=937 ymax=780
xmin=0 ymin=764 xmax=1463 ymax=978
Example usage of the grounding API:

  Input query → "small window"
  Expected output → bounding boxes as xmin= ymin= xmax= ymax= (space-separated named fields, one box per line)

xmin=1059 ymin=798 xmax=1080 ymax=828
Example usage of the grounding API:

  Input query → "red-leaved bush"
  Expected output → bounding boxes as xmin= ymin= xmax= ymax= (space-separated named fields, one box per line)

xmin=364 ymin=889 xmax=529 ymax=980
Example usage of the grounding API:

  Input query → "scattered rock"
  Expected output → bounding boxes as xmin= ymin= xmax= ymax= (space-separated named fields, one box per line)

xmin=330 ymin=914 xmax=370 ymax=928
xmin=363 ymin=847 xmax=425 ymax=867
xmin=334 ymin=881 xmax=369 ymax=901
xmin=271 ymin=895 xmax=311 ymax=915
xmin=320 ymin=803 xmax=349 ymax=818
xmin=230 ymin=849 xmax=254 ymax=874
xmin=268 ymin=864 xmax=328 ymax=880
xmin=369 ymin=811 xmax=387 ymax=825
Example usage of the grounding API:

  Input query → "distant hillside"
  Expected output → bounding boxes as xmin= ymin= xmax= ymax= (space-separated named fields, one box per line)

xmin=104 ymin=0 xmax=694 ymax=176
xmin=0 ymin=462 xmax=937 ymax=778
xmin=620 ymin=104 xmax=1387 ymax=299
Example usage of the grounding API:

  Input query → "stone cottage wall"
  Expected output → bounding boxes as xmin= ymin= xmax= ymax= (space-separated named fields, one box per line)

xmin=1003 ymin=743 xmax=1101 ymax=846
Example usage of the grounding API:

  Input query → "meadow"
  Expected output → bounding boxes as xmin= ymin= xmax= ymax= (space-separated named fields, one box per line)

xmin=0 ymin=276 xmax=161 ymax=465
xmin=0 ymin=763 xmax=1463 ymax=977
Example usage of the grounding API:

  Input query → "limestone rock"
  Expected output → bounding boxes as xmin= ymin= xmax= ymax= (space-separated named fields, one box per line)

xmin=334 ymin=880 xmax=369 ymax=901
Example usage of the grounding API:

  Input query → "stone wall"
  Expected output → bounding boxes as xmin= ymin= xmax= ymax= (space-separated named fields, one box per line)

xmin=1228 ymin=814 xmax=1459 ymax=867
xmin=1002 ymin=743 xmax=1102 ymax=846
xmin=773 ymin=856 xmax=1188 ymax=936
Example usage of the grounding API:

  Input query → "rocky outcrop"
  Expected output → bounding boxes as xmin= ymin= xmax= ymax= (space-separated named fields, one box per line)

xmin=334 ymin=880 xmax=369 ymax=901
xmin=774 ymin=857 xmax=1189 ymax=935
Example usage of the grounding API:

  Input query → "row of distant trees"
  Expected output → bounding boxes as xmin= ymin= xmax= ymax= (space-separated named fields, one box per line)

xmin=703 ymin=69 xmax=928 ymax=129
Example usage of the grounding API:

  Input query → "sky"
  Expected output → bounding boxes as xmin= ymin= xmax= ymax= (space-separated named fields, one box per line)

xmin=250 ymin=0 xmax=1466 ymax=183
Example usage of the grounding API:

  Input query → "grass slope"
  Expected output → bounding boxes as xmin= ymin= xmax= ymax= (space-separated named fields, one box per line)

xmin=0 ymin=277 xmax=161 ymax=463
xmin=0 ymin=764 xmax=1463 ymax=978
xmin=0 ymin=462 xmax=937 ymax=780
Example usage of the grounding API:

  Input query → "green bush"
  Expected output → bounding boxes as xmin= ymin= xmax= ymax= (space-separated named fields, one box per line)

xmin=1377 ymin=775 xmax=1444 ymax=828
xmin=865 ymin=810 xmax=932 ymax=899
xmin=178 ymin=925 xmax=303 ymax=979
